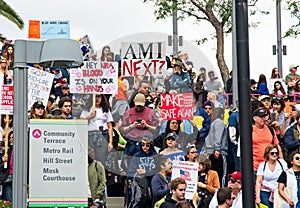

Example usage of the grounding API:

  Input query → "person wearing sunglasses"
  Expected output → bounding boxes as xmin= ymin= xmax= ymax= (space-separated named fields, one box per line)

xmin=216 ymin=187 xmax=235 ymax=208
xmin=127 ymin=134 xmax=157 ymax=207
xmin=277 ymin=151 xmax=300 ymax=207
xmin=252 ymin=108 xmax=283 ymax=176
xmin=209 ymin=171 xmax=242 ymax=208
xmin=255 ymin=145 xmax=287 ymax=207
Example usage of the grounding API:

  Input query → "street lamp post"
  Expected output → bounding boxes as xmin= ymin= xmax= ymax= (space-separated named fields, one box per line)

xmin=13 ymin=39 xmax=83 ymax=208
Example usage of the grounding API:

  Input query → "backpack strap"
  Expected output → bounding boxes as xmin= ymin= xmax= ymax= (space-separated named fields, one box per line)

xmin=277 ymin=159 xmax=284 ymax=171
xmin=267 ymin=125 xmax=275 ymax=144
xmin=263 ymin=161 xmax=267 ymax=172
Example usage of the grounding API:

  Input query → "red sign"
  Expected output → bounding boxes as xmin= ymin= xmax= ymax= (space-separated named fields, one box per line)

xmin=160 ymin=93 xmax=194 ymax=120
xmin=0 ymin=85 xmax=14 ymax=115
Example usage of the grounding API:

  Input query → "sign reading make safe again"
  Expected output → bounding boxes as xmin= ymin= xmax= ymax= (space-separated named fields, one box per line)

xmin=29 ymin=120 xmax=88 ymax=207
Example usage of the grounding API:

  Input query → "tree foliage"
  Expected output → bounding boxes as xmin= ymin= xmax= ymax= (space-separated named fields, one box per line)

xmin=285 ymin=0 xmax=300 ymax=38
xmin=141 ymin=0 xmax=268 ymax=85
xmin=0 ymin=0 xmax=24 ymax=41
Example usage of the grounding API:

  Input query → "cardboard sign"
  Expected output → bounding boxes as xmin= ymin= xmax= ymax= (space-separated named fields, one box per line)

xmin=70 ymin=61 xmax=118 ymax=94
xmin=0 ymin=85 xmax=14 ymax=115
xmin=28 ymin=67 xmax=54 ymax=110
xmin=28 ymin=120 xmax=88 ymax=207
xmin=121 ymin=42 xmax=167 ymax=76
xmin=28 ymin=20 xmax=41 ymax=39
xmin=171 ymin=161 xmax=198 ymax=200
xmin=160 ymin=93 xmax=194 ymax=120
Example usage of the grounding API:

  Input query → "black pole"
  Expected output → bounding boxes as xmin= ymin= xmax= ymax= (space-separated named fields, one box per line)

xmin=235 ymin=1 xmax=255 ymax=207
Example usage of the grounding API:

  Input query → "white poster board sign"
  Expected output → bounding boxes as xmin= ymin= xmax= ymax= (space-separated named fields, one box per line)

xmin=268 ymin=78 xmax=287 ymax=94
xmin=28 ymin=120 xmax=88 ymax=207
xmin=121 ymin=42 xmax=168 ymax=77
xmin=171 ymin=161 xmax=198 ymax=200
xmin=28 ymin=67 xmax=54 ymax=110
xmin=70 ymin=61 xmax=118 ymax=94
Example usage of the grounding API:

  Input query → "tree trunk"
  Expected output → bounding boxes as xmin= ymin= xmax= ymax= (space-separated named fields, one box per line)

xmin=215 ymin=24 xmax=230 ymax=86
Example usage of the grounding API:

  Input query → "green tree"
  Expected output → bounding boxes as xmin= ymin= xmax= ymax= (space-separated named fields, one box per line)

xmin=285 ymin=0 xmax=300 ymax=38
xmin=142 ymin=0 xmax=268 ymax=85
xmin=0 ymin=0 xmax=24 ymax=42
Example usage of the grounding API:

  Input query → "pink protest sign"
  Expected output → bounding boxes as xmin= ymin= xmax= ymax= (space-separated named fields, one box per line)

xmin=160 ymin=93 xmax=194 ymax=120
xmin=70 ymin=61 xmax=118 ymax=94
xmin=0 ymin=85 xmax=14 ymax=115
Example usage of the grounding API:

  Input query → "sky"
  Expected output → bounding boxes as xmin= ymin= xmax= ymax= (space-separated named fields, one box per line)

xmin=2 ymin=0 xmax=300 ymax=80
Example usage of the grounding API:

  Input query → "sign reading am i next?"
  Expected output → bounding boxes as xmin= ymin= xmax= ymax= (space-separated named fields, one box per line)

xmin=29 ymin=120 xmax=88 ymax=207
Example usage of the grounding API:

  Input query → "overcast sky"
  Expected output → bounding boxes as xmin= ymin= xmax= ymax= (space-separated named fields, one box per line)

xmin=2 ymin=0 xmax=300 ymax=80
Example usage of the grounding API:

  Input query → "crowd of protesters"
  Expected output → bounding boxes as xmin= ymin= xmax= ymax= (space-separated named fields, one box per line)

xmin=1 ymin=39 xmax=300 ymax=208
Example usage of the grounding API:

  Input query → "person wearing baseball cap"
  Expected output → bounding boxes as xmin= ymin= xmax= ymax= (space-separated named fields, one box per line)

xmin=170 ymin=58 xmax=192 ymax=93
xmin=285 ymin=64 xmax=300 ymax=98
xmin=160 ymin=133 xmax=184 ymax=157
xmin=29 ymin=101 xmax=48 ymax=119
xmin=120 ymin=93 xmax=159 ymax=159
xmin=209 ymin=171 xmax=242 ymax=208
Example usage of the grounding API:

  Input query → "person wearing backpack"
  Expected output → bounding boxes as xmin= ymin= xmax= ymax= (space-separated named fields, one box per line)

xmin=255 ymin=144 xmax=287 ymax=208
xmin=127 ymin=134 xmax=157 ymax=208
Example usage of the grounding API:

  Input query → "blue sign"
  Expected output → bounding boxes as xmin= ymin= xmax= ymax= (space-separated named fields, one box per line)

xmin=40 ymin=20 xmax=70 ymax=40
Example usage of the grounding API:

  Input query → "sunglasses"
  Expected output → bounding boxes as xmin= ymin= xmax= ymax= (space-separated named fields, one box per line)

xmin=228 ymin=178 xmax=241 ymax=184
xmin=1 ymin=62 xmax=7 ymax=64
xmin=258 ymin=114 xmax=268 ymax=118
xmin=294 ymin=156 xmax=300 ymax=161
xmin=272 ymin=96 xmax=283 ymax=101
xmin=204 ymin=107 xmax=212 ymax=110
xmin=189 ymin=151 xmax=198 ymax=154
xmin=178 ymin=188 xmax=186 ymax=191
xmin=270 ymin=151 xmax=279 ymax=156
xmin=231 ymin=196 xmax=236 ymax=201
xmin=167 ymin=137 xmax=176 ymax=141
xmin=141 ymin=143 xmax=151 ymax=147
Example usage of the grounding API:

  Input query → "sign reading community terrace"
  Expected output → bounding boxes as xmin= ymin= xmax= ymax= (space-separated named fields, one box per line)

xmin=69 ymin=61 xmax=118 ymax=94
xmin=28 ymin=120 xmax=88 ymax=207
xmin=160 ymin=93 xmax=194 ymax=120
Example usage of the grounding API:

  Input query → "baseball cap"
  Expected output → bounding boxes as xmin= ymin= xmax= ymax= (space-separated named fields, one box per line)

xmin=134 ymin=93 xmax=146 ymax=106
xmin=289 ymin=64 xmax=299 ymax=69
xmin=229 ymin=171 xmax=241 ymax=181
xmin=252 ymin=108 xmax=267 ymax=117
xmin=172 ymin=58 xmax=183 ymax=68
xmin=259 ymin=95 xmax=270 ymax=101
xmin=33 ymin=101 xmax=45 ymax=109
xmin=166 ymin=133 xmax=178 ymax=141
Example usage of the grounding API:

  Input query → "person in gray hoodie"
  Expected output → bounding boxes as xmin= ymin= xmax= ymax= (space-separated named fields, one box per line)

xmin=204 ymin=107 xmax=228 ymax=187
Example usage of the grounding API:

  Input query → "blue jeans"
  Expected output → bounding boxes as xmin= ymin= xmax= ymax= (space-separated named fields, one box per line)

xmin=260 ymin=190 xmax=272 ymax=208
xmin=2 ymin=181 xmax=12 ymax=202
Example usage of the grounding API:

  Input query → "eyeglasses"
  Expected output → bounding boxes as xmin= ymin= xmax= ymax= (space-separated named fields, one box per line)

xmin=270 ymin=151 xmax=279 ymax=156
xmin=228 ymin=178 xmax=241 ymax=184
xmin=231 ymin=196 xmax=236 ymax=201
xmin=294 ymin=156 xmax=300 ymax=161
xmin=1 ymin=62 xmax=7 ymax=64
xmin=258 ymin=114 xmax=268 ymax=118
xmin=272 ymin=96 xmax=283 ymax=101
xmin=178 ymin=189 xmax=186 ymax=191
xmin=204 ymin=107 xmax=212 ymax=110
xmin=141 ymin=143 xmax=151 ymax=147
xmin=167 ymin=137 xmax=176 ymax=141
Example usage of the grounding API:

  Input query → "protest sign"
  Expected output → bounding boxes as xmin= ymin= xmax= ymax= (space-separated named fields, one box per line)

xmin=28 ymin=119 xmax=88 ymax=207
xmin=70 ymin=61 xmax=118 ymax=94
xmin=28 ymin=67 xmax=54 ymax=110
xmin=28 ymin=20 xmax=41 ymax=39
xmin=171 ymin=161 xmax=198 ymax=200
xmin=40 ymin=20 xmax=70 ymax=39
xmin=78 ymin=34 xmax=96 ymax=60
xmin=121 ymin=42 xmax=167 ymax=76
xmin=160 ymin=93 xmax=194 ymax=120
xmin=268 ymin=78 xmax=287 ymax=94
xmin=0 ymin=85 xmax=14 ymax=115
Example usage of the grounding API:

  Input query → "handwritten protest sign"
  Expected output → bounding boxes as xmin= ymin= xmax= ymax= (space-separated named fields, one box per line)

xmin=121 ymin=42 xmax=167 ymax=77
xmin=0 ymin=85 xmax=14 ymax=115
xmin=160 ymin=93 xmax=194 ymax=120
xmin=172 ymin=161 xmax=198 ymax=200
xmin=28 ymin=67 xmax=54 ymax=110
xmin=70 ymin=61 xmax=118 ymax=94
xmin=28 ymin=20 xmax=41 ymax=39
xmin=41 ymin=20 xmax=70 ymax=39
